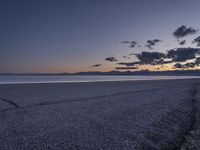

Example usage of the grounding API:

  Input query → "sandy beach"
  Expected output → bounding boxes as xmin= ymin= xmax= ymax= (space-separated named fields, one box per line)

xmin=0 ymin=79 xmax=200 ymax=150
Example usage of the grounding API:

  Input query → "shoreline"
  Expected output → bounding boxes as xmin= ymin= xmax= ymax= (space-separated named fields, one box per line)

xmin=0 ymin=76 xmax=200 ymax=85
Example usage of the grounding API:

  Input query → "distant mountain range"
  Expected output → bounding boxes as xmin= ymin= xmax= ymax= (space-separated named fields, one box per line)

xmin=1 ymin=70 xmax=200 ymax=76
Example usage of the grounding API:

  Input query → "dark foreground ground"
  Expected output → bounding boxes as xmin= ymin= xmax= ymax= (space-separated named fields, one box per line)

xmin=0 ymin=79 xmax=200 ymax=150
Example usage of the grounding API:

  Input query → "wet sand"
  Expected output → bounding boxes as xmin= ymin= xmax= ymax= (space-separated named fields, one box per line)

xmin=0 ymin=79 xmax=200 ymax=150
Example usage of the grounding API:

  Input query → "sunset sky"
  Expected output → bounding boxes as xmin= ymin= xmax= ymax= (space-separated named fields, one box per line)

xmin=1 ymin=0 xmax=200 ymax=73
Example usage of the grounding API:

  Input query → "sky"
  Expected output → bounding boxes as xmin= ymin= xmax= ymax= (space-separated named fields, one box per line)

xmin=1 ymin=0 xmax=200 ymax=73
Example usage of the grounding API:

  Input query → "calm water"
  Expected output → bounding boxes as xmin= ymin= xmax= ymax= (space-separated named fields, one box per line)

xmin=0 ymin=75 xmax=200 ymax=84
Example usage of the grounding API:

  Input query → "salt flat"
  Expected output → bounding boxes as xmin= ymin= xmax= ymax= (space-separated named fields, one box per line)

xmin=0 ymin=79 xmax=200 ymax=150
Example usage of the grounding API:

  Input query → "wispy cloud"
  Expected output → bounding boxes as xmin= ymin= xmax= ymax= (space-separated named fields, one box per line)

xmin=117 ymin=62 xmax=140 ymax=66
xmin=90 ymin=64 xmax=102 ymax=68
xmin=121 ymin=40 xmax=137 ymax=48
xmin=105 ymin=56 xmax=118 ymax=62
xmin=115 ymin=67 xmax=138 ymax=70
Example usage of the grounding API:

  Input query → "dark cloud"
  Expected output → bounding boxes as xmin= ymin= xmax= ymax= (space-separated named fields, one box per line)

xmin=174 ymin=63 xmax=184 ymax=68
xmin=125 ymin=48 xmax=200 ymax=70
xmin=91 ymin=64 xmax=102 ymax=68
xmin=118 ymin=52 xmax=173 ymax=67
xmin=121 ymin=48 xmax=200 ymax=69
xmin=185 ymin=62 xmax=196 ymax=68
xmin=179 ymin=40 xmax=186 ymax=45
xmin=145 ymin=39 xmax=162 ymax=49
xmin=174 ymin=57 xmax=200 ymax=69
xmin=136 ymin=51 xmax=166 ymax=64
xmin=151 ymin=59 xmax=173 ymax=65
xmin=105 ymin=56 xmax=118 ymax=62
xmin=195 ymin=57 xmax=200 ymax=65
xmin=167 ymin=48 xmax=200 ymax=62
xmin=186 ymin=57 xmax=200 ymax=68
xmin=121 ymin=40 xmax=137 ymax=48
xmin=174 ymin=62 xmax=196 ymax=69
xmin=192 ymin=36 xmax=200 ymax=47
xmin=115 ymin=67 xmax=138 ymax=70
xmin=173 ymin=25 xmax=198 ymax=38
xmin=117 ymin=62 xmax=140 ymax=66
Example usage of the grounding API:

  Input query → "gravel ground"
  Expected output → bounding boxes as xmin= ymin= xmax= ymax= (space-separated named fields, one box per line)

xmin=0 ymin=79 xmax=200 ymax=150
